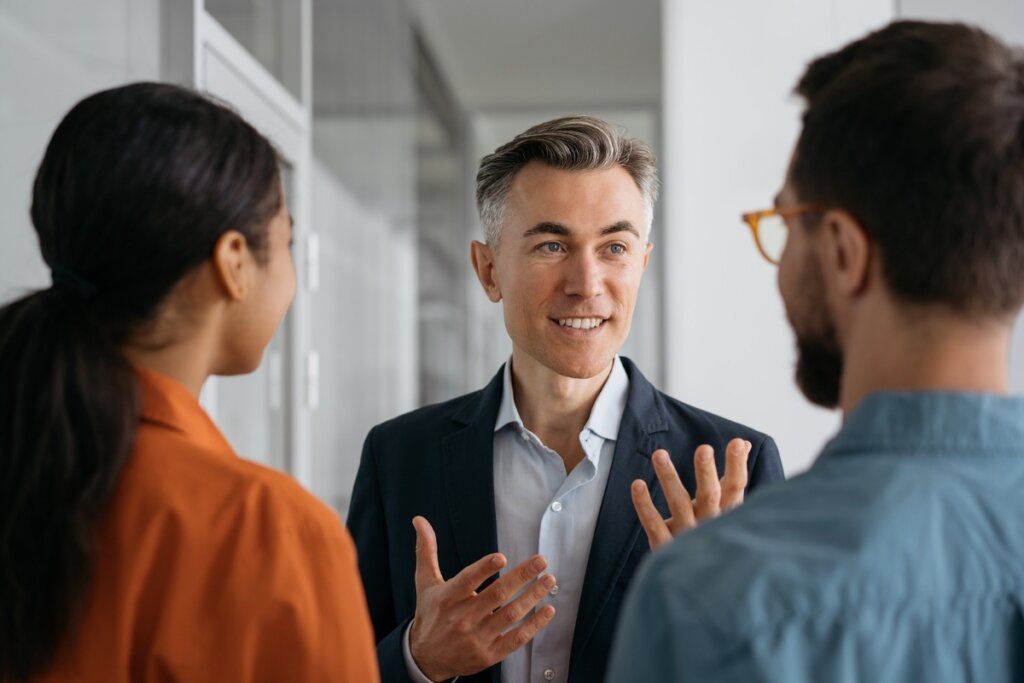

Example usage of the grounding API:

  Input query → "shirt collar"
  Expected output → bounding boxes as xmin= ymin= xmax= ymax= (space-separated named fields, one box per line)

xmin=819 ymin=390 xmax=1024 ymax=462
xmin=136 ymin=367 xmax=236 ymax=457
xmin=494 ymin=356 xmax=630 ymax=443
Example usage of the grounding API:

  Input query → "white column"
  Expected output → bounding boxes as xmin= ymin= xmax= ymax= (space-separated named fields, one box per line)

xmin=661 ymin=0 xmax=894 ymax=474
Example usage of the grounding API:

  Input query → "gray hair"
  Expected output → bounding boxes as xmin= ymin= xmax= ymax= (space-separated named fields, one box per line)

xmin=475 ymin=115 xmax=659 ymax=245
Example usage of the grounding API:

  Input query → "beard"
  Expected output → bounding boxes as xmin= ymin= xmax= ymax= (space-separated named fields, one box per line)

xmin=789 ymin=254 xmax=844 ymax=409
xmin=795 ymin=330 xmax=843 ymax=409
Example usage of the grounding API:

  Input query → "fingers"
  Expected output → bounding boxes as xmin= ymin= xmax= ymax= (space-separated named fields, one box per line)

xmin=631 ymin=479 xmax=673 ymax=550
xmin=720 ymin=438 xmax=751 ymax=510
xmin=483 ymin=572 xmax=557 ymax=638
xmin=413 ymin=516 xmax=445 ymax=592
xmin=475 ymin=555 xmax=548 ymax=614
xmin=449 ymin=551 xmax=508 ymax=597
xmin=494 ymin=604 xmax=556 ymax=658
xmin=652 ymin=449 xmax=696 ymax=533
xmin=693 ymin=445 xmax=722 ymax=520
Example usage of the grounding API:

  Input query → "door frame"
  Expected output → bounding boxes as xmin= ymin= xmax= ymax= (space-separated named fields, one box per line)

xmin=193 ymin=0 xmax=315 ymax=488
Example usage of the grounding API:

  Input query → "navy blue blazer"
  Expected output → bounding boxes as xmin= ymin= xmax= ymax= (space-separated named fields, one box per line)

xmin=347 ymin=357 xmax=784 ymax=683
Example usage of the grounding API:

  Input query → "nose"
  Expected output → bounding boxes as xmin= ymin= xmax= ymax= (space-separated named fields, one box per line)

xmin=563 ymin=250 xmax=604 ymax=299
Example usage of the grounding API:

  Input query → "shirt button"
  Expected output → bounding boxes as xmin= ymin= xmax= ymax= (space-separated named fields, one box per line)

xmin=543 ymin=669 xmax=555 ymax=681
xmin=520 ymin=431 xmax=530 ymax=441
xmin=550 ymin=501 xmax=563 ymax=512
xmin=549 ymin=584 xmax=559 ymax=596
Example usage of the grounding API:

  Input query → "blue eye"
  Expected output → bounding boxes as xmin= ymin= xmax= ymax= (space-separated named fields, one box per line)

xmin=609 ymin=243 xmax=626 ymax=255
xmin=540 ymin=242 xmax=563 ymax=253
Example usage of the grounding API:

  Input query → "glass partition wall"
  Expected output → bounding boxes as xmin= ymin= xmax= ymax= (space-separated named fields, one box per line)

xmin=415 ymin=34 xmax=476 ymax=405
xmin=0 ymin=0 xmax=666 ymax=518
xmin=309 ymin=0 xmax=418 ymax=513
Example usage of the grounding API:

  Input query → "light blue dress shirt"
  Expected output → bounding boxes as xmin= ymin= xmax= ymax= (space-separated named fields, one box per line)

xmin=493 ymin=356 xmax=628 ymax=683
xmin=404 ymin=357 xmax=629 ymax=683
xmin=608 ymin=391 xmax=1024 ymax=683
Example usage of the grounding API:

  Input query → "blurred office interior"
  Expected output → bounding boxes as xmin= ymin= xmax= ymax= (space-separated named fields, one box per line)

xmin=1 ymin=0 xmax=1022 ymax=515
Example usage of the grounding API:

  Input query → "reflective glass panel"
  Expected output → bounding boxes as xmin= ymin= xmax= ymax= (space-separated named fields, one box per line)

xmin=205 ymin=0 xmax=303 ymax=100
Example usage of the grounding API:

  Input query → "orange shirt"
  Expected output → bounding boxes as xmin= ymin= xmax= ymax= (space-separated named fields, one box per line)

xmin=39 ymin=368 xmax=380 ymax=682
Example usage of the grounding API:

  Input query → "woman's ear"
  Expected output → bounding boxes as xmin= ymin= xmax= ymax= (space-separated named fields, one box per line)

xmin=470 ymin=240 xmax=503 ymax=302
xmin=211 ymin=230 xmax=253 ymax=301
xmin=822 ymin=209 xmax=871 ymax=298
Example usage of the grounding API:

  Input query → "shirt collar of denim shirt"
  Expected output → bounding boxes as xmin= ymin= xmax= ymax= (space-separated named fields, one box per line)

xmin=819 ymin=390 xmax=1024 ymax=463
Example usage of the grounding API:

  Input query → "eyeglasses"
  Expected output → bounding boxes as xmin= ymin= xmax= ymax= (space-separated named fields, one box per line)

xmin=740 ymin=204 xmax=826 ymax=265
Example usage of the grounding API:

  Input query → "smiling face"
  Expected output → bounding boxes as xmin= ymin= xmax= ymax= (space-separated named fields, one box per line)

xmin=472 ymin=161 xmax=652 ymax=379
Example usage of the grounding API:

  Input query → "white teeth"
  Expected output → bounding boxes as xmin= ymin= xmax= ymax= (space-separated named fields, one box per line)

xmin=557 ymin=318 xmax=605 ymax=330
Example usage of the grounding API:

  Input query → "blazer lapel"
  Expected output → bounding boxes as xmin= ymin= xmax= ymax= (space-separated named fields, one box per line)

xmin=441 ymin=366 xmax=505 ymax=579
xmin=569 ymin=358 xmax=669 ymax=672
xmin=440 ymin=367 xmax=506 ymax=683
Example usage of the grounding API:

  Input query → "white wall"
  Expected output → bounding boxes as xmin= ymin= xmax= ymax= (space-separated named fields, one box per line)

xmin=661 ymin=0 xmax=895 ymax=475
xmin=899 ymin=0 xmax=1024 ymax=397
xmin=0 ymin=1 xmax=162 ymax=303
xmin=899 ymin=0 xmax=1024 ymax=45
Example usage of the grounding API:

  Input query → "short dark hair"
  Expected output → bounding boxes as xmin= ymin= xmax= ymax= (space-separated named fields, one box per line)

xmin=791 ymin=20 xmax=1024 ymax=318
xmin=0 ymin=82 xmax=280 ymax=681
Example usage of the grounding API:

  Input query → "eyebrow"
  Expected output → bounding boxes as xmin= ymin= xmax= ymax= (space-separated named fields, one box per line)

xmin=522 ymin=222 xmax=570 ymax=238
xmin=521 ymin=220 xmax=640 ymax=239
xmin=601 ymin=221 xmax=641 ymax=238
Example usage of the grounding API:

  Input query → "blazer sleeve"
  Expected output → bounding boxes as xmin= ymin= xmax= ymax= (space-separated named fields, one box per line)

xmin=747 ymin=434 xmax=785 ymax=491
xmin=347 ymin=425 xmax=416 ymax=683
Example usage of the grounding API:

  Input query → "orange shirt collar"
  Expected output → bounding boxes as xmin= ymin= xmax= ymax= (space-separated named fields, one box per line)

xmin=135 ymin=367 xmax=236 ymax=457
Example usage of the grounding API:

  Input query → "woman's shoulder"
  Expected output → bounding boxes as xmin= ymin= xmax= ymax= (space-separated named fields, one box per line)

xmin=75 ymin=419 xmax=368 ymax=681
xmin=121 ymin=421 xmax=348 ymax=549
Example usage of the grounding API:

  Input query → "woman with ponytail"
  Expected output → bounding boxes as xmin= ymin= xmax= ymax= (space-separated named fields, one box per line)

xmin=0 ymin=82 xmax=379 ymax=682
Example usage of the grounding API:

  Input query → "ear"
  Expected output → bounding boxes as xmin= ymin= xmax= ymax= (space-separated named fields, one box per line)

xmin=642 ymin=241 xmax=653 ymax=271
xmin=211 ymin=230 xmax=253 ymax=302
xmin=470 ymin=240 xmax=502 ymax=302
xmin=821 ymin=209 xmax=870 ymax=297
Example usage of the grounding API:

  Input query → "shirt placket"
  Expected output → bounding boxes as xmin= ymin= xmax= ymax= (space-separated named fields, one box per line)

xmin=529 ymin=430 xmax=601 ymax=683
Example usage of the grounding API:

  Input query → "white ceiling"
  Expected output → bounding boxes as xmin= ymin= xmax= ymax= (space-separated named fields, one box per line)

xmin=409 ymin=0 xmax=662 ymax=112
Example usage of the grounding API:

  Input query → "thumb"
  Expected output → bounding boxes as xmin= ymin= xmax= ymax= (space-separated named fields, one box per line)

xmin=412 ymin=516 xmax=443 ymax=591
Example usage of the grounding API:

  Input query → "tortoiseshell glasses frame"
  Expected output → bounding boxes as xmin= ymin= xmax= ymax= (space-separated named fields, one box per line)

xmin=740 ymin=203 xmax=827 ymax=265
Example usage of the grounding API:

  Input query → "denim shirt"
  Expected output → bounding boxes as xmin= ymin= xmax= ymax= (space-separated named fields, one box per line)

xmin=608 ymin=391 xmax=1024 ymax=683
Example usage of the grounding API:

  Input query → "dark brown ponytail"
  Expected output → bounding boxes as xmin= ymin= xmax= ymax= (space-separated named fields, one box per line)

xmin=0 ymin=82 xmax=281 ymax=681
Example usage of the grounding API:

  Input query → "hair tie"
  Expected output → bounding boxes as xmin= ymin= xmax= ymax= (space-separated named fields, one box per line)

xmin=51 ymin=268 xmax=98 ymax=300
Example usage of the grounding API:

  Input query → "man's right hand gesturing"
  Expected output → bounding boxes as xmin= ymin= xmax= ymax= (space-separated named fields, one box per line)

xmin=408 ymin=516 xmax=556 ymax=682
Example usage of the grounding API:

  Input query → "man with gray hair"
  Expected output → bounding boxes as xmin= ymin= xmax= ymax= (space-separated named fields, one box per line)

xmin=348 ymin=116 xmax=784 ymax=683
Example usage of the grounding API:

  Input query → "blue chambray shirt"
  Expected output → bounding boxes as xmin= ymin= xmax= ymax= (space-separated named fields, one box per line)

xmin=608 ymin=391 xmax=1024 ymax=683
